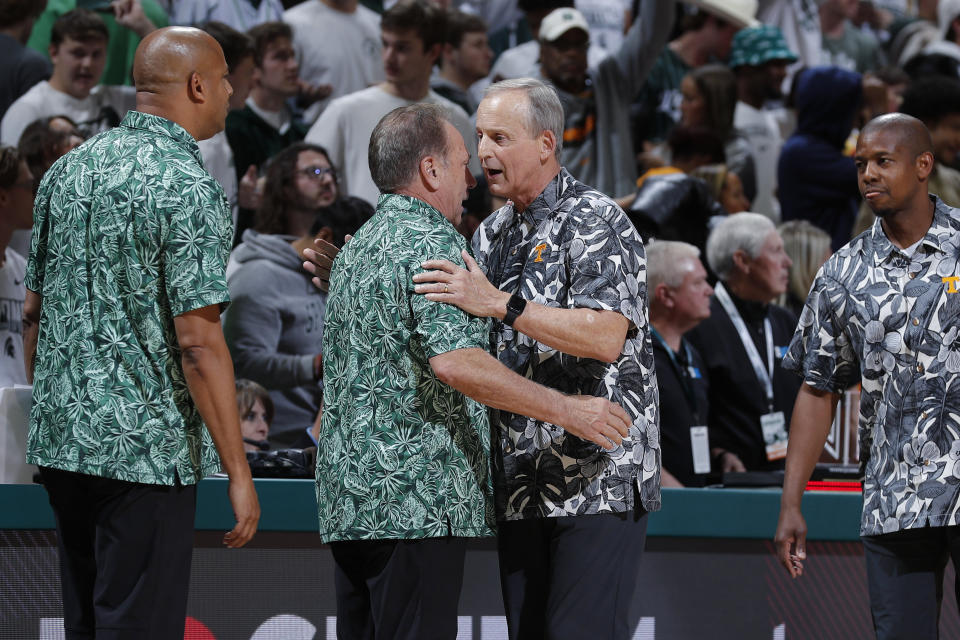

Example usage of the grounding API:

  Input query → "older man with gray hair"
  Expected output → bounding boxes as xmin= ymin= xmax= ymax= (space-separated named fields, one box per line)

xmin=413 ymin=77 xmax=657 ymax=639
xmin=686 ymin=212 xmax=801 ymax=474
xmin=316 ymin=101 xmax=631 ymax=639
xmin=647 ymin=240 xmax=714 ymax=487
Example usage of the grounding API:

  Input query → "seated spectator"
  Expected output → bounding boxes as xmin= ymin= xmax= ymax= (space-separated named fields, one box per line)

xmin=26 ymin=0 xmax=166 ymax=87
xmin=225 ymin=21 xmax=309 ymax=200
xmin=199 ymin=21 xmax=257 ymax=228
xmin=647 ymin=239 xmax=713 ymax=488
xmin=626 ymin=126 xmax=726 ymax=257
xmin=283 ymin=0 xmax=383 ymax=124
xmin=730 ymin=25 xmax=798 ymax=221
xmin=306 ymin=0 xmax=478 ymax=207
xmin=2 ymin=9 xmax=136 ymax=145
xmin=686 ymin=213 xmax=801 ymax=473
xmin=223 ymin=143 xmax=336 ymax=447
xmin=0 ymin=0 xmax=50 ymax=121
xmin=679 ymin=63 xmax=757 ymax=206
xmin=820 ymin=0 xmax=885 ymax=73
xmin=432 ymin=10 xmax=492 ymax=115
xmin=0 ymin=145 xmax=32 ymax=386
xmin=920 ymin=0 xmax=960 ymax=68
xmin=777 ymin=219 xmax=831 ymax=318
xmin=236 ymin=378 xmax=273 ymax=452
xmin=691 ymin=163 xmax=750 ymax=214
xmin=171 ymin=0 xmax=284 ymax=32
xmin=778 ymin=66 xmax=863 ymax=252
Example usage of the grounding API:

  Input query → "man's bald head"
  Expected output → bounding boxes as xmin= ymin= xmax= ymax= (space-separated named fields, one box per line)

xmin=134 ymin=27 xmax=225 ymax=94
xmin=860 ymin=112 xmax=934 ymax=159
xmin=132 ymin=27 xmax=233 ymax=141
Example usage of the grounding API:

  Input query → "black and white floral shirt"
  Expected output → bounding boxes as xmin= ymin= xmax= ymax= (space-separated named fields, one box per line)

xmin=784 ymin=196 xmax=960 ymax=536
xmin=473 ymin=168 xmax=661 ymax=520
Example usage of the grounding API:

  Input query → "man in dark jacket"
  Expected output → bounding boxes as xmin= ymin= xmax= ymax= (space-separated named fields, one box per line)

xmin=778 ymin=66 xmax=862 ymax=251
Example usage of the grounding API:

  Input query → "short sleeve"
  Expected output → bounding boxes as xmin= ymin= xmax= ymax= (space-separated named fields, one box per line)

xmin=782 ymin=272 xmax=860 ymax=393
xmin=23 ymin=162 xmax=59 ymax=293
xmin=409 ymin=232 xmax=490 ymax=359
xmin=567 ymin=208 xmax=646 ymax=330
xmin=163 ymin=177 xmax=233 ymax=317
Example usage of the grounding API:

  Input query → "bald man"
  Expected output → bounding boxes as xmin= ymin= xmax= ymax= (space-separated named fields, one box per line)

xmin=23 ymin=27 xmax=258 ymax=639
xmin=774 ymin=113 xmax=960 ymax=638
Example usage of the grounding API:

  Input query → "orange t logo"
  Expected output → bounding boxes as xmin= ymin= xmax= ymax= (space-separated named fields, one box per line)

xmin=943 ymin=276 xmax=960 ymax=293
xmin=533 ymin=243 xmax=547 ymax=262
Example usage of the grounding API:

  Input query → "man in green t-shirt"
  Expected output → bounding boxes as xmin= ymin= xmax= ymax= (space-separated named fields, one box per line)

xmin=23 ymin=27 xmax=259 ymax=639
xmin=318 ymin=102 xmax=631 ymax=638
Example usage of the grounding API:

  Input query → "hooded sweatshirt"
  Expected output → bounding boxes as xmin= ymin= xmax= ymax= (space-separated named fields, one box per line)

xmin=778 ymin=66 xmax=863 ymax=252
xmin=223 ymin=229 xmax=326 ymax=441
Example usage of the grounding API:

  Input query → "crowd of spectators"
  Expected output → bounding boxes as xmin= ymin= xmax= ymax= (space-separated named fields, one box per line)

xmin=3 ymin=0 xmax=960 ymax=479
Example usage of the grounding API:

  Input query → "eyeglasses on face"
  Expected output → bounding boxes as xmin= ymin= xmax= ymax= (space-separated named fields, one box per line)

xmin=297 ymin=166 xmax=336 ymax=180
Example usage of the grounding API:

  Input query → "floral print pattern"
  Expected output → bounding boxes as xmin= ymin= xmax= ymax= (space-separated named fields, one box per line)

xmin=474 ymin=169 xmax=661 ymax=520
xmin=25 ymin=111 xmax=232 ymax=485
xmin=784 ymin=197 xmax=960 ymax=535
xmin=316 ymin=194 xmax=495 ymax=543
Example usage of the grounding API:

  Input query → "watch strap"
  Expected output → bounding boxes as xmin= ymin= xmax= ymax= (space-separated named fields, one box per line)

xmin=503 ymin=294 xmax=527 ymax=327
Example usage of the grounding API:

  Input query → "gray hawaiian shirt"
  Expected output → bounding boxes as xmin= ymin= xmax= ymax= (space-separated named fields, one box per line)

xmin=474 ymin=168 xmax=661 ymax=520
xmin=25 ymin=110 xmax=231 ymax=485
xmin=317 ymin=194 xmax=495 ymax=543
xmin=784 ymin=196 xmax=960 ymax=536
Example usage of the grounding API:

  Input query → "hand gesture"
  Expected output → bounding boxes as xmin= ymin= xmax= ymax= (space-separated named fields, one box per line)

xmin=298 ymin=81 xmax=333 ymax=107
xmin=303 ymin=236 xmax=349 ymax=291
xmin=414 ymin=250 xmax=505 ymax=317
xmin=112 ymin=0 xmax=156 ymax=37
xmin=561 ymin=395 xmax=632 ymax=450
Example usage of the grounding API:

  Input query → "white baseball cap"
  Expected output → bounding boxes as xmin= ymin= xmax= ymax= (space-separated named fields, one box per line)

xmin=687 ymin=0 xmax=760 ymax=30
xmin=539 ymin=7 xmax=590 ymax=43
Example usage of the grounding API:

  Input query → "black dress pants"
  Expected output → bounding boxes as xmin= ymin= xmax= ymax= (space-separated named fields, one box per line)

xmin=40 ymin=466 xmax=197 ymax=640
xmin=329 ymin=536 xmax=467 ymax=640
xmin=497 ymin=507 xmax=648 ymax=640
xmin=862 ymin=525 xmax=960 ymax=640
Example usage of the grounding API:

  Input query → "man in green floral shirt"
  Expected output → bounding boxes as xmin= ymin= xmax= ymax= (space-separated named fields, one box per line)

xmin=22 ymin=27 xmax=259 ymax=639
xmin=318 ymin=103 xmax=631 ymax=638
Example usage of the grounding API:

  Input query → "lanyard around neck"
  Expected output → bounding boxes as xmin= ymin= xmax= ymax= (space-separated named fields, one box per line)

xmin=715 ymin=282 xmax=775 ymax=411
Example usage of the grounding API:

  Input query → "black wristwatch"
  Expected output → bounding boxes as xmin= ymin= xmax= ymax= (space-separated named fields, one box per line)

xmin=503 ymin=294 xmax=527 ymax=327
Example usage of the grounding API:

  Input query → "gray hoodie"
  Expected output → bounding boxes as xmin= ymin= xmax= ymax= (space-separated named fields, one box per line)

xmin=223 ymin=229 xmax=326 ymax=442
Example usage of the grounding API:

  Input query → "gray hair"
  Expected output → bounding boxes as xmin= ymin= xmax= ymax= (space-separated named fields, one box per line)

xmin=706 ymin=213 xmax=776 ymax=281
xmin=369 ymin=103 xmax=451 ymax=193
xmin=483 ymin=77 xmax=564 ymax=161
xmin=646 ymin=240 xmax=702 ymax=290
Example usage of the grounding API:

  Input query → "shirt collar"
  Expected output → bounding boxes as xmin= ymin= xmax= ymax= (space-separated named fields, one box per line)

xmin=869 ymin=195 xmax=952 ymax=266
xmin=377 ymin=192 xmax=451 ymax=228
xmin=518 ymin=168 xmax=572 ymax=226
xmin=119 ymin=111 xmax=202 ymax=163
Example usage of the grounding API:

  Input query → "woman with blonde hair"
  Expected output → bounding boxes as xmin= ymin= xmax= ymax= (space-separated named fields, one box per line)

xmin=777 ymin=220 xmax=832 ymax=317
xmin=692 ymin=163 xmax=751 ymax=214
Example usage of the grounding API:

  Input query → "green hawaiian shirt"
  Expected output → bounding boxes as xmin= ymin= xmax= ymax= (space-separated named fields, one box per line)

xmin=24 ymin=111 xmax=232 ymax=485
xmin=317 ymin=193 xmax=495 ymax=542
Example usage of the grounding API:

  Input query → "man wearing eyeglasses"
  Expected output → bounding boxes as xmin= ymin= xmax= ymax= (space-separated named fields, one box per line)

xmin=0 ymin=146 xmax=32 ymax=386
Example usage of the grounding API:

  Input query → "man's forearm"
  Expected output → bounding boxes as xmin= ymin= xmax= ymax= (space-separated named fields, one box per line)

xmin=510 ymin=303 xmax=629 ymax=364
xmin=432 ymin=347 xmax=571 ymax=424
xmin=181 ymin=340 xmax=251 ymax=479
xmin=781 ymin=384 xmax=841 ymax=509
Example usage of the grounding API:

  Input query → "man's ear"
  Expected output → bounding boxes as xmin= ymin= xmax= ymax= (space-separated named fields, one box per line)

xmin=653 ymin=282 xmax=673 ymax=309
xmin=539 ymin=128 xmax=557 ymax=163
xmin=426 ymin=42 xmax=443 ymax=66
xmin=731 ymin=248 xmax=751 ymax=274
xmin=187 ymin=70 xmax=206 ymax=105
xmin=420 ymin=154 xmax=442 ymax=191
xmin=916 ymin=150 xmax=935 ymax=182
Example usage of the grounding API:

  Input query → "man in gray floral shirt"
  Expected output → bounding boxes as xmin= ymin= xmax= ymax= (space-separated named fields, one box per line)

xmin=415 ymin=78 xmax=658 ymax=640
xmin=775 ymin=113 xmax=960 ymax=638
xmin=23 ymin=28 xmax=259 ymax=639
xmin=319 ymin=103 xmax=631 ymax=639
